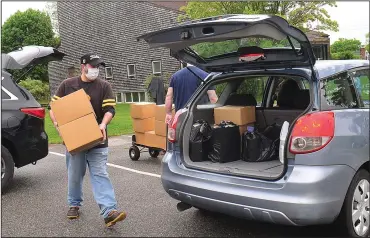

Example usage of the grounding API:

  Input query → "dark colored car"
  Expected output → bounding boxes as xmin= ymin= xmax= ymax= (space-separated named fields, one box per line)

xmin=1 ymin=46 xmax=65 ymax=192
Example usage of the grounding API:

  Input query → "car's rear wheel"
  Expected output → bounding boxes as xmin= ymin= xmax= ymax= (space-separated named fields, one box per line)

xmin=339 ymin=169 xmax=369 ymax=237
xmin=1 ymin=145 xmax=15 ymax=192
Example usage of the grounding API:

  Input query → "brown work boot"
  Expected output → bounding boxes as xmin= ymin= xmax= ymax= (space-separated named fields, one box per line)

xmin=104 ymin=210 xmax=127 ymax=227
xmin=67 ymin=206 xmax=79 ymax=219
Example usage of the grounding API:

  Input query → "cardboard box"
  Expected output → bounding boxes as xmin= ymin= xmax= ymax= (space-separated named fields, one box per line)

xmin=214 ymin=106 xmax=256 ymax=125
xmin=155 ymin=120 xmax=167 ymax=137
xmin=144 ymin=131 xmax=167 ymax=150
xmin=133 ymin=117 xmax=155 ymax=133
xmin=130 ymin=102 xmax=156 ymax=119
xmin=59 ymin=113 xmax=104 ymax=154
xmin=50 ymin=89 xmax=103 ymax=154
xmin=135 ymin=132 xmax=146 ymax=145
xmin=155 ymin=104 xmax=175 ymax=122
xmin=50 ymin=89 xmax=95 ymax=126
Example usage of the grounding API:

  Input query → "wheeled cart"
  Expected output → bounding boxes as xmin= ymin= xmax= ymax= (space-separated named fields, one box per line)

xmin=128 ymin=134 xmax=164 ymax=161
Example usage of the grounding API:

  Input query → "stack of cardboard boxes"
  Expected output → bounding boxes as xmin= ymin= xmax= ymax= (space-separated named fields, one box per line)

xmin=50 ymin=89 xmax=104 ymax=155
xmin=130 ymin=103 xmax=172 ymax=150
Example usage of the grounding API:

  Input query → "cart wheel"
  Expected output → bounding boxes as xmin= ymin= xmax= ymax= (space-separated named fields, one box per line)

xmin=129 ymin=146 xmax=140 ymax=161
xmin=149 ymin=148 xmax=160 ymax=158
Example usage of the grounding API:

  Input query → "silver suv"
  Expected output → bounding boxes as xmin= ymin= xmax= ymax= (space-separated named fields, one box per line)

xmin=138 ymin=15 xmax=369 ymax=237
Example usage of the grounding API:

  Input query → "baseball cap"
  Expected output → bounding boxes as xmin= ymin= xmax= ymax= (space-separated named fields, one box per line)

xmin=80 ymin=53 xmax=105 ymax=67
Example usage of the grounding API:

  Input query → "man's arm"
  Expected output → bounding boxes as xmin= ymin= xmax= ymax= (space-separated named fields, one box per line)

xmin=101 ymin=83 xmax=116 ymax=140
xmin=48 ymin=82 xmax=65 ymax=126
xmin=207 ymin=90 xmax=218 ymax=103
xmin=165 ymin=87 xmax=174 ymax=124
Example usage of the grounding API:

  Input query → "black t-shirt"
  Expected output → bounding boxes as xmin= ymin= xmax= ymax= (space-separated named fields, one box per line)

xmin=49 ymin=76 xmax=116 ymax=148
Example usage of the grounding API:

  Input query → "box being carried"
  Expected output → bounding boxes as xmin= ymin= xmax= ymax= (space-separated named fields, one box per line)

xmin=50 ymin=89 xmax=103 ymax=154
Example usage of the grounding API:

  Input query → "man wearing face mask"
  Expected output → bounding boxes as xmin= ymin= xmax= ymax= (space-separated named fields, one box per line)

xmin=49 ymin=53 xmax=126 ymax=228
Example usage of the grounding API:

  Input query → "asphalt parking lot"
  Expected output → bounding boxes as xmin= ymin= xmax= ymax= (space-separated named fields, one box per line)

xmin=2 ymin=136 xmax=345 ymax=237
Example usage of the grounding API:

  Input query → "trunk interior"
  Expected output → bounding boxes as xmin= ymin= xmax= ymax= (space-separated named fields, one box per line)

xmin=182 ymin=74 xmax=311 ymax=179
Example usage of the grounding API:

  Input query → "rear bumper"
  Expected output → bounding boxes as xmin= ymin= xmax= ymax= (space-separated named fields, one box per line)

xmin=161 ymin=152 xmax=355 ymax=226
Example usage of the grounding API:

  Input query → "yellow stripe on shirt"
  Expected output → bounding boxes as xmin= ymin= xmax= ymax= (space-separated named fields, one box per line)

xmin=103 ymin=99 xmax=115 ymax=103
xmin=102 ymin=102 xmax=116 ymax=107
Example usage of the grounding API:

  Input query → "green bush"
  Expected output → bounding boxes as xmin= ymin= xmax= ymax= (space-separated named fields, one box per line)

xmin=19 ymin=78 xmax=50 ymax=102
xmin=331 ymin=51 xmax=360 ymax=60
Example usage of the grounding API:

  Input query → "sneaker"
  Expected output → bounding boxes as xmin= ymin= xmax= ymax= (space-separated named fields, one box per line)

xmin=104 ymin=210 xmax=127 ymax=227
xmin=67 ymin=206 xmax=79 ymax=219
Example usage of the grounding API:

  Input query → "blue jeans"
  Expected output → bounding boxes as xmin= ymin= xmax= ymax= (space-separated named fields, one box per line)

xmin=66 ymin=147 xmax=117 ymax=218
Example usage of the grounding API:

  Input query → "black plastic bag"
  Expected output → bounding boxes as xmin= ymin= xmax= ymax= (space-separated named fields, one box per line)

xmin=208 ymin=121 xmax=241 ymax=163
xmin=242 ymin=130 xmax=279 ymax=162
xmin=189 ymin=120 xmax=213 ymax=162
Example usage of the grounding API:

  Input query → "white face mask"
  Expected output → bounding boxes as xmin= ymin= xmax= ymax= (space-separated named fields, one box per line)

xmin=85 ymin=68 xmax=99 ymax=80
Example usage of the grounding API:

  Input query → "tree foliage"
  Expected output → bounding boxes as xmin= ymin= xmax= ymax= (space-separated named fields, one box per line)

xmin=330 ymin=38 xmax=362 ymax=60
xmin=366 ymin=32 xmax=369 ymax=52
xmin=18 ymin=78 xmax=50 ymax=102
xmin=1 ymin=9 xmax=59 ymax=83
xmin=179 ymin=1 xmax=339 ymax=33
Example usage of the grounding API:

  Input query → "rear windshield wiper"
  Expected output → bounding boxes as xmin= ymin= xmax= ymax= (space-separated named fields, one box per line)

xmin=184 ymin=47 xmax=207 ymax=64
xmin=14 ymin=64 xmax=36 ymax=83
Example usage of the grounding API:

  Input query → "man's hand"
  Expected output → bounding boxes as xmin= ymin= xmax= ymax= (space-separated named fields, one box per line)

xmin=99 ymin=123 xmax=107 ymax=141
xmin=53 ymin=121 xmax=62 ymax=136
xmin=165 ymin=113 xmax=173 ymax=125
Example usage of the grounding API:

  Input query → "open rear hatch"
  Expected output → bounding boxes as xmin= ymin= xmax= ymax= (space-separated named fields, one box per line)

xmin=2 ymin=45 xmax=66 ymax=70
xmin=137 ymin=14 xmax=316 ymax=72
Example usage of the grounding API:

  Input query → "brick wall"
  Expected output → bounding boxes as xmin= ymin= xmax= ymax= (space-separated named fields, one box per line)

xmin=48 ymin=1 xmax=181 ymax=101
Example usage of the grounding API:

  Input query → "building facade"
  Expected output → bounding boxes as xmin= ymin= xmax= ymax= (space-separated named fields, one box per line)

xmin=48 ymin=1 xmax=185 ymax=103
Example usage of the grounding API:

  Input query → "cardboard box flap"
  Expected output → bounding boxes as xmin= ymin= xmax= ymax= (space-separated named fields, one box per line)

xmin=50 ymin=89 xmax=95 ymax=126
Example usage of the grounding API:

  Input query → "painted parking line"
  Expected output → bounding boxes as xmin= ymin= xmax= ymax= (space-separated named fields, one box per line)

xmin=49 ymin=151 xmax=161 ymax=178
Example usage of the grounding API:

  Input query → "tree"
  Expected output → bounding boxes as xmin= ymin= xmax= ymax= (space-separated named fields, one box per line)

xmin=179 ymin=1 xmax=339 ymax=32
xmin=1 ymin=9 xmax=59 ymax=82
xmin=366 ymin=33 xmax=369 ymax=52
xmin=330 ymin=38 xmax=362 ymax=60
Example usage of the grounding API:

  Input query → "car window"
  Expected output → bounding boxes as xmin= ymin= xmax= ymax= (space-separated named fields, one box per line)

xmin=236 ymin=76 xmax=268 ymax=106
xmin=320 ymin=71 xmax=359 ymax=110
xmin=350 ymin=69 xmax=369 ymax=108
xmin=1 ymin=89 xmax=11 ymax=99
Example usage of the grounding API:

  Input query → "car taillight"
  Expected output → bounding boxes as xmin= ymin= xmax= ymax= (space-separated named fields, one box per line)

xmin=168 ymin=109 xmax=186 ymax=143
xmin=289 ymin=111 xmax=334 ymax=154
xmin=21 ymin=107 xmax=45 ymax=119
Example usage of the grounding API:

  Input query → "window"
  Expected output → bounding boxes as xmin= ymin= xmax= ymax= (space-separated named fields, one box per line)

xmin=127 ymin=64 xmax=136 ymax=78
xmin=116 ymin=93 xmax=123 ymax=103
xmin=236 ymin=76 xmax=269 ymax=106
xmin=124 ymin=92 xmax=147 ymax=103
xmin=321 ymin=72 xmax=359 ymax=110
xmin=152 ymin=61 xmax=161 ymax=75
xmin=105 ymin=67 xmax=113 ymax=79
xmin=350 ymin=69 xmax=369 ymax=108
xmin=1 ymin=89 xmax=11 ymax=99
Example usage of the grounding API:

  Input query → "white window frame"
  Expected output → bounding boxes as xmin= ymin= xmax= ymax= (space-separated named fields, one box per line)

xmin=127 ymin=64 xmax=136 ymax=78
xmin=105 ymin=67 xmax=113 ymax=79
xmin=115 ymin=92 xmax=123 ymax=103
xmin=152 ymin=60 xmax=162 ymax=75
xmin=124 ymin=92 xmax=147 ymax=103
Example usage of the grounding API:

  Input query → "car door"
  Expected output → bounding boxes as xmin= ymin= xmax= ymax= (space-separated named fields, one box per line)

xmin=137 ymin=14 xmax=317 ymax=73
xmin=317 ymin=67 xmax=369 ymax=170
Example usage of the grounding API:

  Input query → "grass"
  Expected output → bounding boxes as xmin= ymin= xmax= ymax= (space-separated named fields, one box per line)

xmin=45 ymin=104 xmax=134 ymax=144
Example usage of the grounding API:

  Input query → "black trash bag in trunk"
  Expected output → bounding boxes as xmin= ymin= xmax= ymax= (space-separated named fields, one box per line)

xmin=189 ymin=120 xmax=213 ymax=162
xmin=208 ymin=121 xmax=241 ymax=163
xmin=242 ymin=123 xmax=281 ymax=162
